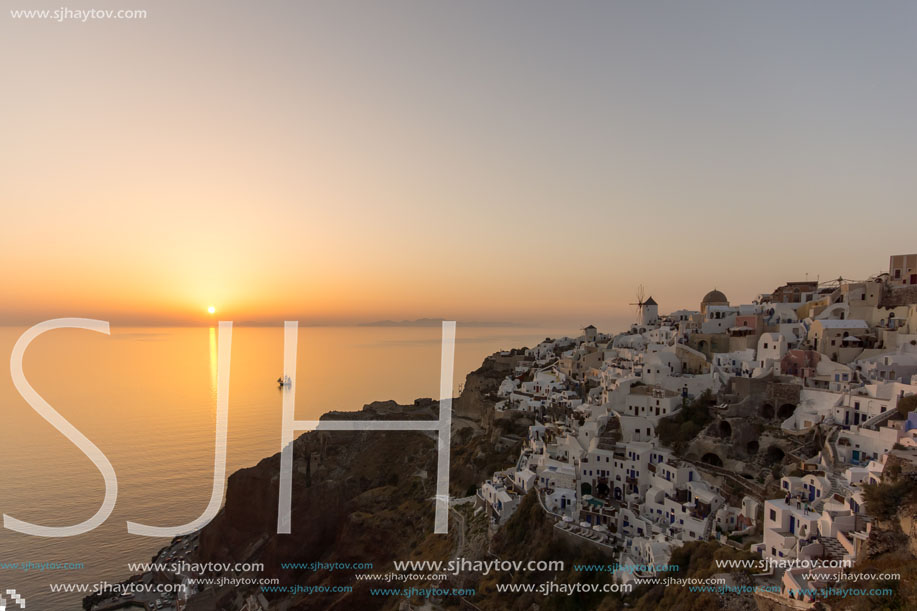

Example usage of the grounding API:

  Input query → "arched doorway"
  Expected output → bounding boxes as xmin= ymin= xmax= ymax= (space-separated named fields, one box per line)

xmin=765 ymin=446 xmax=785 ymax=463
xmin=761 ymin=403 xmax=775 ymax=419
xmin=581 ymin=482 xmax=592 ymax=496
xmin=701 ymin=453 xmax=723 ymax=467
xmin=778 ymin=404 xmax=796 ymax=420
xmin=718 ymin=420 xmax=732 ymax=439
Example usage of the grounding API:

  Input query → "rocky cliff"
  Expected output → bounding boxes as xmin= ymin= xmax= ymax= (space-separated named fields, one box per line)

xmin=194 ymin=399 xmax=447 ymax=610
xmin=94 ymin=353 xmax=524 ymax=611
xmin=825 ymin=471 xmax=917 ymax=610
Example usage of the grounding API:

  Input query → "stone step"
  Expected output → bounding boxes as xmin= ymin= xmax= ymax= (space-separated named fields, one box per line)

xmin=816 ymin=536 xmax=847 ymax=559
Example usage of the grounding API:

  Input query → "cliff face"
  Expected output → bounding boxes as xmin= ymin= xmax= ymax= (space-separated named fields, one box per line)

xmin=826 ymin=476 xmax=917 ymax=611
xmin=191 ymin=400 xmax=442 ymax=609
xmin=185 ymin=356 xmax=519 ymax=610
xmin=453 ymin=354 xmax=511 ymax=430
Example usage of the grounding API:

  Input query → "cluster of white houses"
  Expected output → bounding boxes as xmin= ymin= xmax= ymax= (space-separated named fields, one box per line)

xmin=476 ymin=255 xmax=917 ymax=601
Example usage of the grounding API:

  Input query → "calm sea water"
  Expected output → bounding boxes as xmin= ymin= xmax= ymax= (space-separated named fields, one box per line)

xmin=0 ymin=324 xmax=571 ymax=609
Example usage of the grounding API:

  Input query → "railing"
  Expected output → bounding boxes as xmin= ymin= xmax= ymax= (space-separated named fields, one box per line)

xmin=860 ymin=408 xmax=897 ymax=430
xmin=690 ymin=461 xmax=766 ymax=498
xmin=754 ymin=588 xmax=812 ymax=610
xmin=554 ymin=522 xmax=617 ymax=550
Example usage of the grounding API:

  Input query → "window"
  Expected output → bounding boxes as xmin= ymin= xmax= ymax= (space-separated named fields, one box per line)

xmin=770 ymin=509 xmax=776 ymax=521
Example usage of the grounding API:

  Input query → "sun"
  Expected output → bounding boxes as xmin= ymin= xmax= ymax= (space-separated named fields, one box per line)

xmin=207 ymin=306 xmax=216 ymax=315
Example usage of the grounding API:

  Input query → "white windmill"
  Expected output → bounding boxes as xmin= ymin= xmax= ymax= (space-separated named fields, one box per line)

xmin=630 ymin=285 xmax=646 ymax=323
xmin=629 ymin=285 xmax=658 ymax=326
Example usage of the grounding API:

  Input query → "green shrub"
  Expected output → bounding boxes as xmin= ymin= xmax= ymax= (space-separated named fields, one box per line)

xmin=657 ymin=391 xmax=714 ymax=448
xmin=896 ymin=394 xmax=917 ymax=418
xmin=864 ymin=478 xmax=917 ymax=520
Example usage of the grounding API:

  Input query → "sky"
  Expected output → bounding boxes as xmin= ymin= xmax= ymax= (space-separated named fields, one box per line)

xmin=2 ymin=1 xmax=916 ymax=328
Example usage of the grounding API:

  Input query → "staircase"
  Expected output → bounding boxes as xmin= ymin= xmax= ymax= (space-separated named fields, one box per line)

xmin=861 ymin=408 xmax=896 ymax=431
xmin=823 ymin=428 xmax=840 ymax=469
xmin=702 ymin=513 xmax=715 ymax=540
xmin=813 ymin=472 xmax=847 ymax=513
xmin=827 ymin=472 xmax=845 ymax=496
xmin=816 ymin=535 xmax=847 ymax=560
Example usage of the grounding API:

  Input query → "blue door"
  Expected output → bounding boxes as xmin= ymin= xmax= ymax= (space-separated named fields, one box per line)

xmin=852 ymin=450 xmax=860 ymax=462
xmin=809 ymin=487 xmax=815 ymax=502
xmin=789 ymin=516 xmax=796 ymax=534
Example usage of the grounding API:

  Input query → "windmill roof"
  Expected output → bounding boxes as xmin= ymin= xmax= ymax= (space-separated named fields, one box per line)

xmin=643 ymin=296 xmax=658 ymax=306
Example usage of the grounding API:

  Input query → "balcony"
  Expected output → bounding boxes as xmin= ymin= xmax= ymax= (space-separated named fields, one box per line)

xmin=667 ymin=489 xmax=690 ymax=504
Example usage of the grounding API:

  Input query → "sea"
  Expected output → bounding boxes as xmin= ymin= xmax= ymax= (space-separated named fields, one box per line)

xmin=0 ymin=323 xmax=577 ymax=608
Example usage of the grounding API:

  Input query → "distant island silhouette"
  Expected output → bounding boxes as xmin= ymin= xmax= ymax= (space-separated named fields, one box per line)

xmin=358 ymin=318 xmax=520 ymax=328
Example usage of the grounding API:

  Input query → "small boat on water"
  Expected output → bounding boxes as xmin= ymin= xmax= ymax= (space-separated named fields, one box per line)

xmin=277 ymin=375 xmax=292 ymax=387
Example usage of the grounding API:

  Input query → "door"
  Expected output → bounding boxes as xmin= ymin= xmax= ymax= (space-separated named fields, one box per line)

xmin=789 ymin=516 xmax=795 ymax=534
xmin=852 ymin=450 xmax=860 ymax=462
xmin=809 ymin=487 xmax=815 ymax=502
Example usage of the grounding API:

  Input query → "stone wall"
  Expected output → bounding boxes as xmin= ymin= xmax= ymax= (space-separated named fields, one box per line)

xmin=765 ymin=382 xmax=802 ymax=410
xmin=882 ymin=285 xmax=917 ymax=307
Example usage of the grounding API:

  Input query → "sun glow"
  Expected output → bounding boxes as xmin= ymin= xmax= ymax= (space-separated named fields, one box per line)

xmin=207 ymin=306 xmax=216 ymax=314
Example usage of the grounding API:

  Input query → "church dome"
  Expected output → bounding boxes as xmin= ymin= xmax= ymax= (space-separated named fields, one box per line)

xmin=701 ymin=289 xmax=727 ymax=305
xmin=701 ymin=290 xmax=729 ymax=313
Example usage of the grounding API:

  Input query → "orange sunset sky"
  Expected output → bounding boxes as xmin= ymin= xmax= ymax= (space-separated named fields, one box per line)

xmin=2 ymin=2 xmax=916 ymax=327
